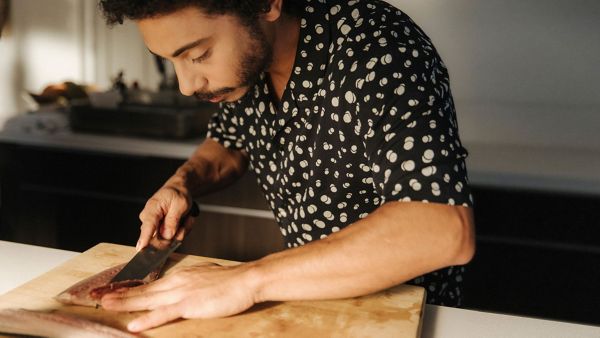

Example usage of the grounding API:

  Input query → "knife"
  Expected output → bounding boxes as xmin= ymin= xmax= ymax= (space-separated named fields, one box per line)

xmin=110 ymin=201 xmax=200 ymax=283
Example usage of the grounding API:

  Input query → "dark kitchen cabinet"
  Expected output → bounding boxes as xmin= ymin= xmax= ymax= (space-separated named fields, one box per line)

xmin=463 ymin=186 xmax=600 ymax=326
xmin=0 ymin=142 xmax=283 ymax=262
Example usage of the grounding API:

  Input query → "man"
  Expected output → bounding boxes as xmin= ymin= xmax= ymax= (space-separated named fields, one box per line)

xmin=99 ymin=0 xmax=475 ymax=332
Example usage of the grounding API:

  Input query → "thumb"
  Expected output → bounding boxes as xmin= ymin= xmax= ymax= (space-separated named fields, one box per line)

xmin=127 ymin=304 xmax=181 ymax=332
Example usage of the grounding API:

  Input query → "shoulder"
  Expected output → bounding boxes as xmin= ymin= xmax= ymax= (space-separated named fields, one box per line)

xmin=326 ymin=0 xmax=435 ymax=51
xmin=324 ymin=0 xmax=445 ymax=86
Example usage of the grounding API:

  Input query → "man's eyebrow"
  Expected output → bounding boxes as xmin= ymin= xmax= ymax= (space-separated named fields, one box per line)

xmin=147 ymin=49 xmax=162 ymax=58
xmin=171 ymin=37 xmax=209 ymax=58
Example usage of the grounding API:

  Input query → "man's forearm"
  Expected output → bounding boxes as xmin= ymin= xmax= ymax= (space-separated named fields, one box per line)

xmin=247 ymin=201 xmax=475 ymax=302
xmin=165 ymin=138 xmax=249 ymax=197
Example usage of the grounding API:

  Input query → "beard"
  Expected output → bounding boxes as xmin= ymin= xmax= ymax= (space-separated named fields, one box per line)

xmin=194 ymin=19 xmax=272 ymax=102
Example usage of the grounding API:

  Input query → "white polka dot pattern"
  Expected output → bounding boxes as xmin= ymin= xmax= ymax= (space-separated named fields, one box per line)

xmin=206 ymin=0 xmax=472 ymax=307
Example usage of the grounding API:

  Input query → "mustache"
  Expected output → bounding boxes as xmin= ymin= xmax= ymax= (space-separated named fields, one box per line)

xmin=193 ymin=87 xmax=235 ymax=101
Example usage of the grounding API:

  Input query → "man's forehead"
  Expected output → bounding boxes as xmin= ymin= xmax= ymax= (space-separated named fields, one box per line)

xmin=136 ymin=7 xmax=222 ymax=57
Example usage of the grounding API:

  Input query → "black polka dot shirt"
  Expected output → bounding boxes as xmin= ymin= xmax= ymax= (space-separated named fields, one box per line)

xmin=207 ymin=0 xmax=474 ymax=307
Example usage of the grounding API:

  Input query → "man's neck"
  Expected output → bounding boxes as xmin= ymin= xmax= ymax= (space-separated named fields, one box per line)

xmin=266 ymin=13 xmax=300 ymax=101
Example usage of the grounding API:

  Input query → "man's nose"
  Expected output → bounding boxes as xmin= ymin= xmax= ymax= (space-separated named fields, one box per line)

xmin=175 ymin=65 xmax=205 ymax=97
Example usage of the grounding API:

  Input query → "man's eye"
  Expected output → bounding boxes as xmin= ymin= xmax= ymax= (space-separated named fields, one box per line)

xmin=192 ymin=50 xmax=210 ymax=64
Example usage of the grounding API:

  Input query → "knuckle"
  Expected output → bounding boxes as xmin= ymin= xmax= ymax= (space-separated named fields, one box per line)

xmin=145 ymin=196 xmax=160 ymax=207
xmin=166 ymin=215 xmax=181 ymax=225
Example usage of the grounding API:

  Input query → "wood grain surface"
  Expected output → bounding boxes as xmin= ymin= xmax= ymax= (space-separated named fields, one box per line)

xmin=0 ymin=243 xmax=425 ymax=337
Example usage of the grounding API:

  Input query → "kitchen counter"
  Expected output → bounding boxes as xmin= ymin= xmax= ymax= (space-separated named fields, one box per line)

xmin=1 ymin=112 xmax=599 ymax=195
xmin=466 ymin=143 xmax=600 ymax=196
xmin=0 ymin=112 xmax=199 ymax=159
xmin=1 ymin=240 xmax=599 ymax=338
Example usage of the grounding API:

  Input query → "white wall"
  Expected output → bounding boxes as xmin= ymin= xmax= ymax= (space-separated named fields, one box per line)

xmin=1 ymin=0 xmax=599 ymax=150
xmin=0 ymin=22 xmax=19 ymax=118
xmin=390 ymin=0 xmax=600 ymax=149
xmin=0 ymin=0 xmax=84 ymax=121
xmin=0 ymin=0 xmax=160 ymax=124
xmin=91 ymin=12 xmax=161 ymax=91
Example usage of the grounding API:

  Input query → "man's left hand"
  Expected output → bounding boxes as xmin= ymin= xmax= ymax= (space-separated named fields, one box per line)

xmin=100 ymin=262 xmax=258 ymax=332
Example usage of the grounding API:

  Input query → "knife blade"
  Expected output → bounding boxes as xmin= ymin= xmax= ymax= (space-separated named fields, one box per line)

xmin=110 ymin=201 xmax=199 ymax=283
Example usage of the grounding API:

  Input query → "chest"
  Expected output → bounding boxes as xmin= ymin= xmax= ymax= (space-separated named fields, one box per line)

xmin=246 ymin=101 xmax=374 ymax=194
xmin=268 ymin=73 xmax=288 ymax=104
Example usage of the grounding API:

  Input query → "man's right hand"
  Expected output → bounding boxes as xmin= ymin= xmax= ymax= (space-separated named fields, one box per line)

xmin=135 ymin=138 xmax=248 ymax=251
xmin=136 ymin=184 xmax=197 ymax=251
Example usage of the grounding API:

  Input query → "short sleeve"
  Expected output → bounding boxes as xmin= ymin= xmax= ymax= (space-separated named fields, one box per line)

xmin=363 ymin=38 xmax=473 ymax=207
xmin=206 ymin=103 xmax=245 ymax=150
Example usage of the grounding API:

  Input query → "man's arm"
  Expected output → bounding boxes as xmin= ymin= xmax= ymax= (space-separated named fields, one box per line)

xmin=168 ymin=138 xmax=249 ymax=196
xmin=103 ymin=201 xmax=474 ymax=331
xmin=251 ymin=201 xmax=475 ymax=301
xmin=137 ymin=138 xmax=248 ymax=249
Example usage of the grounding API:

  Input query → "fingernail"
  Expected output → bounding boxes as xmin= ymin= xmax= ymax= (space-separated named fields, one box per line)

xmin=135 ymin=240 xmax=141 ymax=251
xmin=163 ymin=229 xmax=173 ymax=239
xmin=128 ymin=321 xmax=140 ymax=332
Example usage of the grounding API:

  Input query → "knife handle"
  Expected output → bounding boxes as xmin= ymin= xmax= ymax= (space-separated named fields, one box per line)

xmin=188 ymin=201 xmax=200 ymax=218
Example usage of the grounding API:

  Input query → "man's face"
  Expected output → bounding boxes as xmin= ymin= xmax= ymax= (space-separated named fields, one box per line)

xmin=138 ymin=6 xmax=272 ymax=103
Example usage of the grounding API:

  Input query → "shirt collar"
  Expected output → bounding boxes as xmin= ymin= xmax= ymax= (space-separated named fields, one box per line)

xmin=221 ymin=0 xmax=332 ymax=138
xmin=286 ymin=0 xmax=331 ymax=109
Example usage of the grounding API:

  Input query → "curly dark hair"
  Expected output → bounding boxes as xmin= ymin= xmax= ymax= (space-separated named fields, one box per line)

xmin=99 ymin=0 xmax=300 ymax=26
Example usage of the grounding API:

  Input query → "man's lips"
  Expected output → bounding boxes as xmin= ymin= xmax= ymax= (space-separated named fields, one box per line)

xmin=208 ymin=95 xmax=224 ymax=103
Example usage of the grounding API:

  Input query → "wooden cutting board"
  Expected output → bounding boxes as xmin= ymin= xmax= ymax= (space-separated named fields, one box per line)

xmin=0 ymin=243 xmax=426 ymax=337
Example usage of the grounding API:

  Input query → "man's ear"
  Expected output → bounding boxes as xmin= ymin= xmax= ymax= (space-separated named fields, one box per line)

xmin=262 ymin=0 xmax=283 ymax=22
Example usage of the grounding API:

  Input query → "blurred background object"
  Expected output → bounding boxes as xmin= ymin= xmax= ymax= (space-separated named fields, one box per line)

xmin=0 ymin=1 xmax=164 ymax=126
xmin=26 ymin=81 xmax=90 ymax=108
xmin=3 ymin=0 xmax=599 ymax=147
xmin=0 ymin=0 xmax=214 ymax=139
xmin=0 ymin=0 xmax=8 ymax=38
xmin=68 ymin=69 xmax=214 ymax=140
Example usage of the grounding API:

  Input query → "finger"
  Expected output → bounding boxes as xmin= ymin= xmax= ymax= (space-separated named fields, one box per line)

xmin=101 ymin=288 xmax=181 ymax=312
xmin=101 ymin=283 xmax=150 ymax=299
xmin=137 ymin=223 xmax=157 ymax=251
xmin=127 ymin=304 xmax=182 ymax=332
xmin=174 ymin=215 xmax=195 ymax=241
xmin=105 ymin=276 xmax=180 ymax=297
xmin=192 ymin=261 xmax=222 ymax=268
xmin=173 ymin=201 xmax=199 ymax=240
xmin=138 ymin=206 xmax=164 ymax=251
xmin=162 ymin=201 xmax=189 ymax=240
